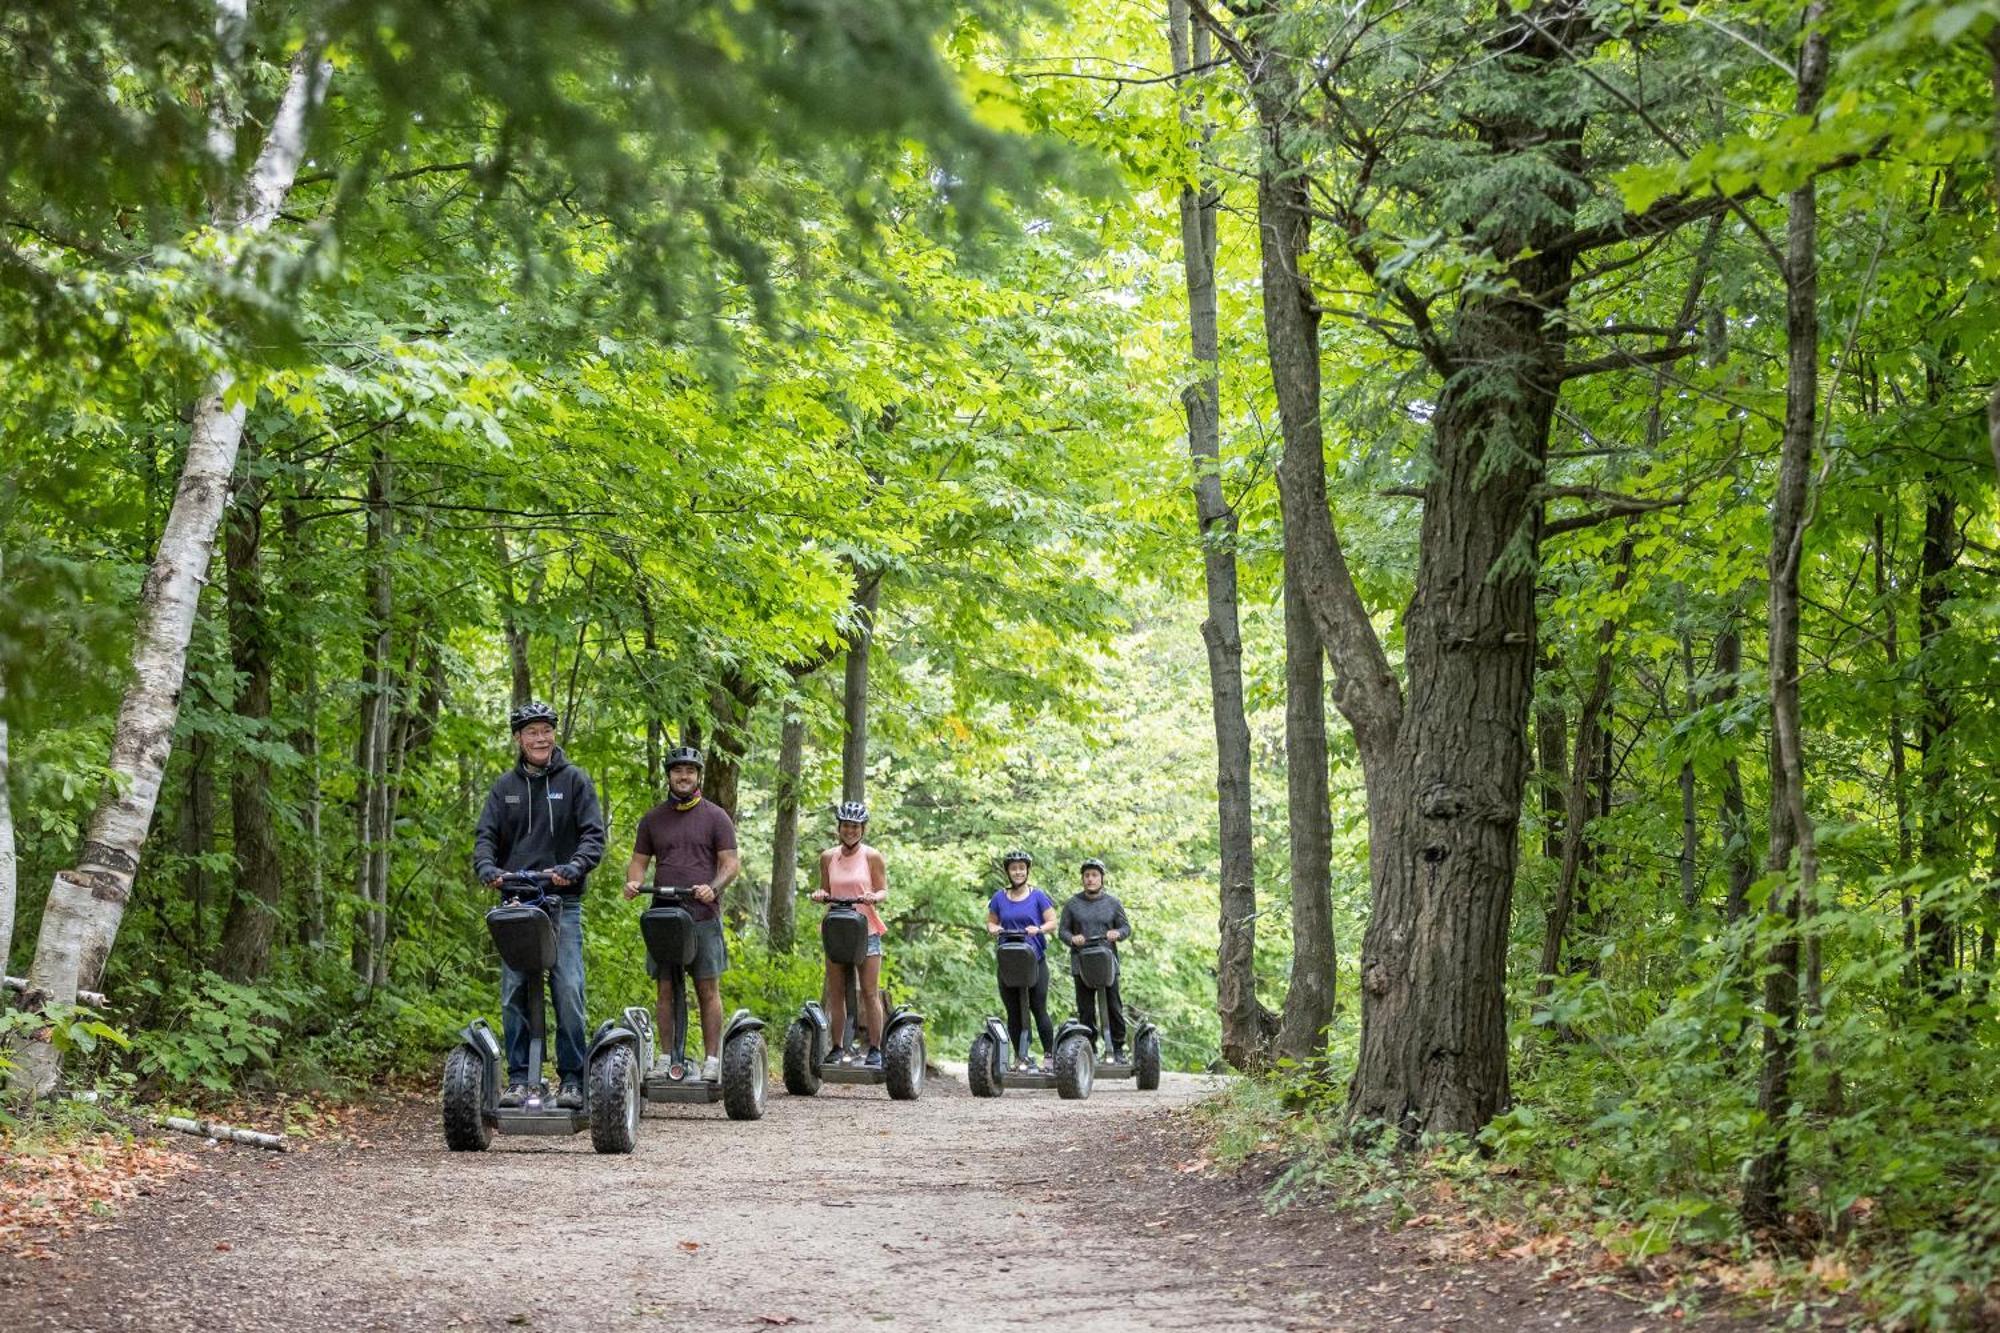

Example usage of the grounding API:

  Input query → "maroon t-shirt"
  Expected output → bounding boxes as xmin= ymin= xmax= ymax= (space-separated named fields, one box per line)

xmin=632 ymin=798 xmax=737 ymax=923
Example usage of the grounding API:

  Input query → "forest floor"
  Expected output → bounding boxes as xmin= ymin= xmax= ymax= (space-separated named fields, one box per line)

xmin=0 ymin=1070 xmax=1800 ymax=1332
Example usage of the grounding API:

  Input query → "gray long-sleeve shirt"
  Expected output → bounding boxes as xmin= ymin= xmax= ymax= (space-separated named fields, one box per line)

xmin=1058 ymin=892 xmax=1131 ymax=977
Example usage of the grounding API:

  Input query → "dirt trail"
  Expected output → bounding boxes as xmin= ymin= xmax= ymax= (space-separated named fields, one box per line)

xmin=2 ymin=1071 xmax=1761 ymax=1332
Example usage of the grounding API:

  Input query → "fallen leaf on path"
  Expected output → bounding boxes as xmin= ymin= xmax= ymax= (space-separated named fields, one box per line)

xmin=678 ymin=1240 xmax=702 ymax=1252
xmin=215 ymin=1242 xmax=232 ymax=1252
xmin=755 ymin=1317 xmax=799 ymax=1326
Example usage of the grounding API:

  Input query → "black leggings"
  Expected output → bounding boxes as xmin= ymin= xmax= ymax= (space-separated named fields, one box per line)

xmin=1001 ymin=958 xmax=1055 ymax=1056
xmin=1073 ymin=977 xmax=1127 ymax=1048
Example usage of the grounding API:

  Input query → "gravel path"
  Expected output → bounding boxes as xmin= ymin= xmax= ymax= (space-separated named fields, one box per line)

xmin=1 ymin=1065 xmax=1775 ymax=1332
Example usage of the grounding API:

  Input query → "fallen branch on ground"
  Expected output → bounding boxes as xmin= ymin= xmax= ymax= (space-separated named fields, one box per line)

xmin=156 ymin=1116 xmax=288 ymax=1152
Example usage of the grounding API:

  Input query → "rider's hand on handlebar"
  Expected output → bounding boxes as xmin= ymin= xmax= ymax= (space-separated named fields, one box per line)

xmin=1025 ymin=924 xmax=1040 ymax=936
xmin=693 ymin=884 xmax=716 ymax=904
xmin=550 ymin=869 xmax=573 ymax=888
xmin=624 ymin=880 xmax=643 ymax=900
xmin=986 ymin=922 xmax=1001 ymax=936
xmin=1071 ymin=933 xmax=1085 ymax=947
xmin=1107 ymin=929 xmax=1121 ymax=942
xmin=810 ymin=890 xmax=829 ymax=903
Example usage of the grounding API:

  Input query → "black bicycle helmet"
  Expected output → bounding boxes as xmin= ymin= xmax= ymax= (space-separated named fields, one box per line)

xmin=665 ymin=745 xmax=704 ymax=770
xmin=1002 ymin=849 xmax=1032 ymax=868
xmin=835 ymin=800 xmax=869 ymax=824
xmin=509 ymin=700 xmax=558 ymax=733
xmin=1080 ymin=857 xmax=1107 ymax=876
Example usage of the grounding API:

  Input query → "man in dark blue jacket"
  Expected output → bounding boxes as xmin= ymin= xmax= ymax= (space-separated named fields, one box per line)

xmin=472 ymin=700 xmax=606 ymax=1108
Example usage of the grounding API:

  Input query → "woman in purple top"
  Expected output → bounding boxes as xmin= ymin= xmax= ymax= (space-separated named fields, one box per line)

xmin=986 ymin=849 xmax=1058 ymax=1071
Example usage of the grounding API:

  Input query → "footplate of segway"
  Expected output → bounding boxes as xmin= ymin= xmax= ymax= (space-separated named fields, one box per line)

xmin=493 ymin=1108 xmax=589 ymax=1135
xmin=642 ymin=1070 xmax=724 ymax=1103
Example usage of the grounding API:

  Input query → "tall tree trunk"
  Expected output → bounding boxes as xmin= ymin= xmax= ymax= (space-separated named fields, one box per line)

xmin=179 ymin=731 xmax=218 ymax=960
xmin=1679 ymin=633 xmax=1700 ymax=918
xmin=1171 ymin=0 xmax=1272 ymax=1070
xmin=841 ymin=575 xmax=880 ymax=804
xmin=1536 ymin=657 xmax=1568 ymax=867
xmin=352 ymin=448 xmax=394 ymax=988
xmin=768 ymin=711 xmax=806 ymax=951
xmin=214 ymin=438 xmax=284 ymax=981
xmin=1876 ymin=513 xmax=1915 ymax=972
xmin=0 ymin=548 xmax=15 ymax=975
xmin=1275 ymin=571 xmax=1334 ymax=1062
xmin=1716 ymin=619 xmax=1755 ymax=924
xmin=1744 ymin=2 xmax=1828 ymax=1231
xmin=1915 ymin=475 xmax=1957 ymax=997
xmin=1537 ymin=540 xmax=1634 ymax=995
xmin=492 ymin=528 xmax=538 ymax=710
xmin=703 ymin=670 xmax=758 ymax=824
xmin=16 ymin=28 xmax=327 ymax=1095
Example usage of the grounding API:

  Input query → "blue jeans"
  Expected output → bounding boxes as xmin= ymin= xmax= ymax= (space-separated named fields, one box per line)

xmin=501 ymin=895 xmax=587 ymax=1085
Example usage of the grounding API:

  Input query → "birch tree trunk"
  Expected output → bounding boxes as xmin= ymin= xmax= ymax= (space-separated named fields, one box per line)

xmin=768 ymin=711 xmax=806 ymax=951
xmin=1170 ymin=0 xmax=1273 ymax=1070
xmin=17 ymin=27 xmax=327 ymax=1094
xmin=1744 ymin=1 xmax=1828 ymax=1229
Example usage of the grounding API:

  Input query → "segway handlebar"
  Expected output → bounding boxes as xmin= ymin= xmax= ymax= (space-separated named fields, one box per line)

xmin=644 ymin=884 xmax=698 ymax=904
xmin=492 ymin=870 xmax=560 ymax=911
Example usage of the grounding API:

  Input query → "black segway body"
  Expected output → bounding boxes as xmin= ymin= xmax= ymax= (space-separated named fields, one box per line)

xmin=1075 ymin=941 xmax=1119 ymax=990
xmin=783 ymin=1001 xmax=927 ymax=1100
xmin=637 ymin=887 xmax=768 ymax=1120
xmin=641 ymin=902 xmax=699 ymax=970
xmin=442 ymin=874 xmax=641 ymax=1152
xmin=820 ymin=904 xmax=870 ymax=968
xmin=971 ymin=930 xmax=1093 ymax=1099
xmin=995 ymin=936 xmax=1040 ymax=990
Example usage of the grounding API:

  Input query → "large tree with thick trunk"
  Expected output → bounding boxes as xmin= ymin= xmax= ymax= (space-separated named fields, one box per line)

xmin=1196 ymin=0 xmax=1757 ymax=1137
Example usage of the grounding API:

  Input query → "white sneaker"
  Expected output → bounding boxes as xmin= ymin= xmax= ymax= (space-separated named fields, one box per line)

xmin=701 ymin=1055 xmax=721 ymax=1082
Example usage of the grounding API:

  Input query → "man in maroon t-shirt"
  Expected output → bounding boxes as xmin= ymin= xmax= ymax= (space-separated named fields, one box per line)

xmin=624 ymin=745 xmax=740 ymax=1080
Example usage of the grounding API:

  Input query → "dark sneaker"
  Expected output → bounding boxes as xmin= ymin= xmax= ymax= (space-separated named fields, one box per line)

xmin=499 ymin=1083 xmax=529 ymax=1108
xmin=864 ymin=1048 xmax=883 ymax=1070
xmin=556 ymin=1081 xmax=583 ymax=1109
xmin=1110 ymin=1047 xmax=1129 ymax=1065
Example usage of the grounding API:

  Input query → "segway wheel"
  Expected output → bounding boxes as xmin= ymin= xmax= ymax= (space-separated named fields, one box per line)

xmin=1055 ymin=1033 xmax=1095 ymax=1101
xmin=884 ymin=1024 xmax=925 ymax=1101
xmin=441 ymin=1047 xmax=491 ymax=1151
xmin=782 ymin=1018 xmax=822 ymax=1096
xmin=966 ymin=1033 xmax=1003 ymax=1099
xmin=1135 ymin=1029 xmax=1162 ymax=1091
xmin=723 ymin=1029 xmax=768 ymax=1120
xmin=589 ymin=1043 xmax=640 ymax=1155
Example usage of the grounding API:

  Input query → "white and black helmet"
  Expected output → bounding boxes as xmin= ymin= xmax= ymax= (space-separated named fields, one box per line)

xmin=509 ymin=700 xmax=558 ymax=733
xmin=665 ymin=745 xmax=704 ymax=770
xmin=835 ymin=800 xmax=869 ymax=824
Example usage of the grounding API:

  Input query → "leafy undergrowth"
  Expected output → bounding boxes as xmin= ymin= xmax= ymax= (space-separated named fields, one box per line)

xmin=1188 ymin=1076 xmax=1999 ymax=1332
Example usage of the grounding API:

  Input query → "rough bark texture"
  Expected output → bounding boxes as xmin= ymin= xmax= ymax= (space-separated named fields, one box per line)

xmin=18 ymin=32 xmax=327 ymax=1094
xmin=1275 ymin=570 xmax=1334 ymax=1062
xmin=351 ymin=448 xmax=394 ymax=989
xmin=1343 ymin=106 xmax=1582 ymax=1142
xmin=1171 ymin=0 xmax=1272 ymax=1071
xmin=214 ymin=440 xmax=284 ymax=981
xmin=1537 ymin=541 xmax=1633 ymax=995
xmin=703 ymin=669 xmax=758 ymax=823
xmin=768 ymin=711 xmax=806 ymax=951
xmin=841 ymin=576 xmax=880 ymax=804
xmin=1915 ymin=476 xmax=1957 ymax=996
xmin=287 ymin=499 xmax=325 ymax=952
xmin=1744 ymin=3 xmax=1828 ymax=1231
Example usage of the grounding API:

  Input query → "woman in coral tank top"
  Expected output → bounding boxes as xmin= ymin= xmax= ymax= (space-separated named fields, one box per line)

xmin=809 ymin=801 xmax=888 ymax=1067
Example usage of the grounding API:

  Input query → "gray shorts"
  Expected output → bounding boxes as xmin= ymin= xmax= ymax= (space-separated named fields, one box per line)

xmin=646 ymin=917 xmax=729 ymax=981
xmin=867 ymin=932 xmax=884 ymax=958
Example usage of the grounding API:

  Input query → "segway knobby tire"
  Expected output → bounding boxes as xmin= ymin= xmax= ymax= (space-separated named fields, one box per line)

xmin=589 ymin=1043 xmax=640 ymax=1154
xmin=884 ymin=1024 xmax=925 ymax=1101
xmin=723 ymin=1029 xmax=768 ymax=1120
xmin=782 ymin=1019 xmax=822 ymax=1096
xmin=967 ymin=1033 xmax=1003 ymax=1099
xmin=1055 ymin=1032 xmax=1095 ymax=1100
xmin=1135 ymin=1029 xmax=1162 ymax=1090
xmin=441 ymin=1047 xmax=491 ymax=1151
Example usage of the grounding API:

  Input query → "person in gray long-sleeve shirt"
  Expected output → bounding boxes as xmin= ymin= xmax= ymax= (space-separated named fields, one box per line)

xmin=1059 ymin=858 xmax=1132 ymax=1059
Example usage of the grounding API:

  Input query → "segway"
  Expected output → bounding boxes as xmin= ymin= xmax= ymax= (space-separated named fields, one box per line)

xmin=782 ymin=896 xmax=926 ymax=1099
xmin=1071 ymin=934 xmax=1161 ymax=1090
xmin=441 ymin=871 xmax=646 ymax=1153
xmin=968 ymin=929 xmax=1095 ymax=1099
xmin=636 ymin=885 xmax=767 ymax=1119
